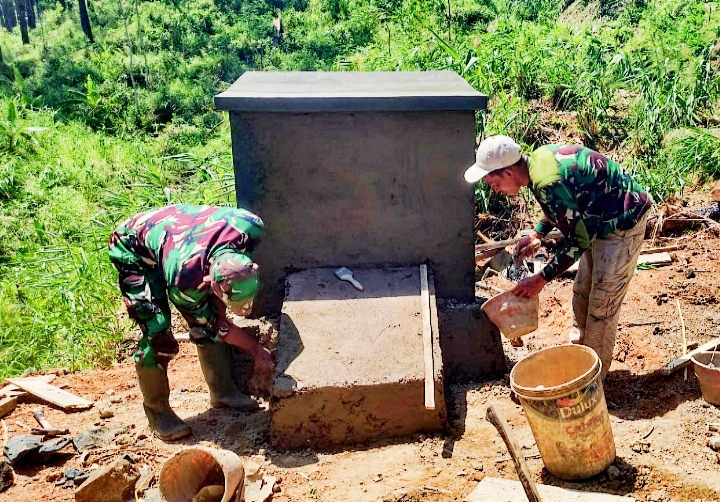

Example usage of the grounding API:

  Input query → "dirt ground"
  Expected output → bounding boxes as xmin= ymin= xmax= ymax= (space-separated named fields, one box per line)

xmin=3 ymin=232 xmax=720 ymax=502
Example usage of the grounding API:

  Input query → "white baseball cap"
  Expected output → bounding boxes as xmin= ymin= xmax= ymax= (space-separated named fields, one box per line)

xmin=464 ymin=135 xmax=522 ymax=183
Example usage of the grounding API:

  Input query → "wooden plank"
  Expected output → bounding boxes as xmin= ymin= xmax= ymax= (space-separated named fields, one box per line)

xmin=0 ymin=375 xmax=57 ymax=399
xmin=485 ymin=404 xmax=541 ymax=502
xmin=6 ymin=378 xmax=93 ymax=410
xmin=566 ymin=252 xmax=672 ymax=274
xmin=475 ymin=237 xmax=523 ymax=254
xmin=465 ymin=477 xmax=636 ymax=502
xmin=0 ymin=396 xmax=17 ymax=418
xmin=419 ymin=264 xmax=435 ymax=411
xmin=427 ymin=268 xmax=441 ymax=411
xmin=661 ymin=338 xmax=720 ymax=376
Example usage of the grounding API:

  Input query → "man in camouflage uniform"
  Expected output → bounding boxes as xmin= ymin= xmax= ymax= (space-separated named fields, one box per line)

xmin=109 ymin=204 xmax=273 ymax=440
xmin=465 ymin=136 xmax=652 ymax=378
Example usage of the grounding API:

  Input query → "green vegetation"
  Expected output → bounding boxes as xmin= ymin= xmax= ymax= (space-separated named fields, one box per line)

xmin=0 ymin=0 xmax=718 ymax=377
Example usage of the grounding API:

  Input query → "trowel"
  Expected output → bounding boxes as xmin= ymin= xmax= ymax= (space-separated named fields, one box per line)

xmin=334 ymin=267 xmax=364 ymax=291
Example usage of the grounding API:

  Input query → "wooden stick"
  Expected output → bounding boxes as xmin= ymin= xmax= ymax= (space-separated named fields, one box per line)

xmin=641 ymin=245 xmax=680 ymax=253
xmin=475 ymin=237 xmax=523 ymax=254
xmin=661 ymin=338 xmax=720 ymax=375
xmin=419 ymin=264 xmax=435 ymax=411
xmin=486 ymin=403 xmax=541 ymax=502
xmin=676 ymin=299 xmax=688 ymax=381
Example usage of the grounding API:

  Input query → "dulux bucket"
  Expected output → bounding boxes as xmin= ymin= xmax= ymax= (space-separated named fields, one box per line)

xmin=691 ymin=351 xmax=720 ymax=405
xmin=510 ymin=344 xmax=615 ymax=480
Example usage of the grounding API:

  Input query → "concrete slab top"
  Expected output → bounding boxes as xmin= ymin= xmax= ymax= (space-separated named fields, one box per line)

xmin=214 ymin=71 xmax=487 ymax=112
xmin=274 ymin=266 xmax=430 ymax=393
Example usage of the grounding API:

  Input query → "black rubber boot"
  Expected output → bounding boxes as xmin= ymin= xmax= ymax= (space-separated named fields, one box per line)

xmin=196 ymin=342 xmax=259 ymax=412
xmin=135 ymin=363 xmax=192 ymax=441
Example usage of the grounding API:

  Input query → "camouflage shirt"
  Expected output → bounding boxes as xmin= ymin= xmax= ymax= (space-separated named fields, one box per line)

xmin=108 ymin=204 xmax=264 ymax=332
xmin=528 ymin=145 xmax=652 ymax=281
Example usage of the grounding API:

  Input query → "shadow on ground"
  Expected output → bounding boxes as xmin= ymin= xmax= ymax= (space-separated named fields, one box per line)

xmin=604 ymin=369 xmax=702 ymax=419
xmin=539 ymin=456 xmax=638 ymax=496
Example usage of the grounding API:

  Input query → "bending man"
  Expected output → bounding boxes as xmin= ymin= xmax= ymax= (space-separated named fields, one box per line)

xmin=109 ymin=204 xmax=273 ymax=440
xmin=465 ymin=136 xmax=652 ymax=378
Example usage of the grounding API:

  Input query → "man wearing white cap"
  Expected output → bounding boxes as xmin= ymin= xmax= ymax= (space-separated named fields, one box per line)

xmin=465 ymin=135 xmax=652 ymax=378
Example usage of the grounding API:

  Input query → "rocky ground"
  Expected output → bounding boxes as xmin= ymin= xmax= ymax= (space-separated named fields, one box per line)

xmin=2 ymin=230 xmax=720 ymax=502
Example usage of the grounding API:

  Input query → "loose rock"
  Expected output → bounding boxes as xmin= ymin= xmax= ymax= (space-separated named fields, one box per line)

xmin=607 ymin=465 xmax=620 ymax=481
xmin=31 ymin=437 xmax=72 ymax=463
xmin=707 ymin=436 xmax=720 ymax=452
xmin=4 ymin=435 xmax=41 ymax=465
xmin=75 ymin=457 xmax=140 ymax=502
xmin=0 ymin=458 xmax=14 ymax=492
xmin=73 ymin=426 xmax=128 ymax=452
xmin=99 ymin=408 xmax=114 ymax=419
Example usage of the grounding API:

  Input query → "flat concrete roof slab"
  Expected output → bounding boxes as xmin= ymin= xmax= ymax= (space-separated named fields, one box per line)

xmin=271 ymin=266 xmax=445 ymax=449
xmin=215 ymin=71 xmax=487 ymax=112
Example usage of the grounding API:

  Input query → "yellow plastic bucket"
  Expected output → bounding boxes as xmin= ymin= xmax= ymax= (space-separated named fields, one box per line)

xmin=510 ymin=344 xmax=615 ymax=480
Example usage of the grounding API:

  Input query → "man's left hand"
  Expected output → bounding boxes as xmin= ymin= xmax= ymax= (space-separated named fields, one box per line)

xmin=511 ymin=274 xmax=547 ymax=298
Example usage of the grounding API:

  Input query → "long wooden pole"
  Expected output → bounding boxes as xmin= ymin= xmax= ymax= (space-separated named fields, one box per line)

xmin=486 ymin=403 xmax=541 ymax=502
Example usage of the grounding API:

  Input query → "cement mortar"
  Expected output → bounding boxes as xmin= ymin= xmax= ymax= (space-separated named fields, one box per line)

xmin=271 ymin=267 xmax=445 ymax=449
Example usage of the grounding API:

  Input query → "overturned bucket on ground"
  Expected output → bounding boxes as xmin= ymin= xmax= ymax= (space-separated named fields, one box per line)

xmin=510 ymin=344 xmax=615 ymax=480
xmin=481 ymin=290 xmax=539 ymax=339
xmin=159 ymin=446 xmax=245 ymax=502
xmin=691 ymin=351 xmax=720 ymax=406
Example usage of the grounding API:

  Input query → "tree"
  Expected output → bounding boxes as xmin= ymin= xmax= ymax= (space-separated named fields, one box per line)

xmin=1 ymin=0 xmax=17 ymax=32
xmin=78 ymin=0 xmax=93 ymax=42
xmin=26 ymin=0 xmax=35 ymax=29
xmin=17 ymin=0 xmax=29 ymax=44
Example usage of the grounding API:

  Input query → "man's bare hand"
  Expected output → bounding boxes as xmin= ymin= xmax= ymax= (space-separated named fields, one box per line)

xmin=253 ymin=346 xmax=274 ymax=374
xmin=511 ymin=273 xmax=547 ymax=298
xmin=513 ymin=231 xmax=541 ymax=265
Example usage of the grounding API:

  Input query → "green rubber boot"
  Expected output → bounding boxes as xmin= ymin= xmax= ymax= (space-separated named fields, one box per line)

xmin=196 ymin=342 xmax=259 ymax=412
xmin=135 ymin=363 xmax=192 ymax=441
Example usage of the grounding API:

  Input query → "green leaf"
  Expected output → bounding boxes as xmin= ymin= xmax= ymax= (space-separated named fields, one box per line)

xmin=428 ymin=26 xmax=460 ymax=61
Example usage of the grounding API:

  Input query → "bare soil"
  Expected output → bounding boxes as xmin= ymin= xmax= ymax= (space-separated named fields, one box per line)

xmin=3 ymin=233 xmax=720 ymax=502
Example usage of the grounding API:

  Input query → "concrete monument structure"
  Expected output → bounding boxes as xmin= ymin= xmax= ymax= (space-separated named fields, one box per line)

xmin=215 ymin=71 xmax=506 ymax=448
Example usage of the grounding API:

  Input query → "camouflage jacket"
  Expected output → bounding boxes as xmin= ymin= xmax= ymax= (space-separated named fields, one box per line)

xmin=529 ymin=145 xmax=652 ymax=281
xmin=108 ymin=204 xmax=264 ymax=327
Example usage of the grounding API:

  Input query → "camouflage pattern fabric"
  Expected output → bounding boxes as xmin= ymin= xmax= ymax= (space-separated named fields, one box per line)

xmin=108 ymin=204 xmax=264 ymax=368
xmin=528 ymin=145 xmax=652 ymax=281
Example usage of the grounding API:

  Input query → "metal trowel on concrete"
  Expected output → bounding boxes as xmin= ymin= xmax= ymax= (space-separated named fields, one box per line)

xmin=334 ymin=267 xmax=363 ymax=291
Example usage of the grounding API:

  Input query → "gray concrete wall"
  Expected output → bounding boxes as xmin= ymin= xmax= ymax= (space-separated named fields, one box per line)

xmin=229 ymin=110 xmax=477 ymax=314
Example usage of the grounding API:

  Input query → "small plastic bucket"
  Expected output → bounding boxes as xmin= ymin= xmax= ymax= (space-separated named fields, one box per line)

xmin=691 ymin=351 xmax=720 ymax=405
xmin=159 ymin=447 xmax=245 ymax=502
xmin=481 ymin=290 xmax=539 ymax=339
xmin=510 ymin=344 xmax=616 ymax=480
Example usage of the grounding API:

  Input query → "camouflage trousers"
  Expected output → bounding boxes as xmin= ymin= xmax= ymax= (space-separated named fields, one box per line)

xmin=111 ymin=257 xmax=179 ymax=369
xmin=569 ymin=213 xmax=648 ymax=379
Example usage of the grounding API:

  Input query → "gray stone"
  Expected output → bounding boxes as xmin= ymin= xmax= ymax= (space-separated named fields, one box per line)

xmin=4 ymin=435 xmax=40 ymax=465
xmin=65 ymin=468 xmax=83 ymax=480
xmin=30 ymin=436 xmax=72 ymax=463
xmin=607 ymin=465 xmax=620 ymax=481
xmin=73 ymin=426 xmax=128 ymax=452
xmin=75 ymin=458 xmax=140 ymax=502
xmin=0 ymin=458 xmax=14 ymax=492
